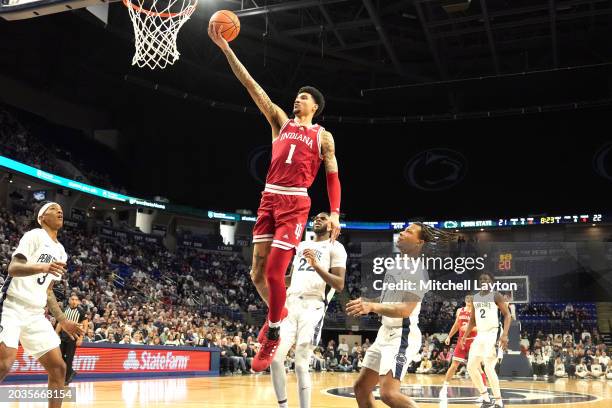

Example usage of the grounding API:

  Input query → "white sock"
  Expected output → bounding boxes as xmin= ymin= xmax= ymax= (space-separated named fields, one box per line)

xmin=271 ymin=353 xmax=288 ymax=405
xmin=494 ymin=397 xmax=503 ymax=406
xmin=295 ymin=345 xmax=313 ymax=408
xmin=269 ymin=320 xmax=281 ymax=328
xmin=481 ymin=392 xmax=491 ymax=403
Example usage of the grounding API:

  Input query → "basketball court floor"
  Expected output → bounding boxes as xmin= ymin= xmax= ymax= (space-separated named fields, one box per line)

xmin=1 ymin=373 xmax=610 ymax=407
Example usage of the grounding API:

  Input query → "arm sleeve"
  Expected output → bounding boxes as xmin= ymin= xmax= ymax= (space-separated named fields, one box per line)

xmin=326 ymin=171 xmax=341 ymax=214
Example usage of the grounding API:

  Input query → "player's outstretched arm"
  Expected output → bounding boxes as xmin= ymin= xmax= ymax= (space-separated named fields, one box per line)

xmin=208 ymin=24 xmax=287 ymax=135
xmin=346 ymin=294 xmax=419 ymax=318
xmin=370 ymin=301 xmax=418 ymax=318
xmin=321 ymin=131 xmax=341 ymax=241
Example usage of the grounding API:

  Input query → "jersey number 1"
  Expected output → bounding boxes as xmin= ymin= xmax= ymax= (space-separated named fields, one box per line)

xmin=285 ymin=144 xmax=296 ymax=164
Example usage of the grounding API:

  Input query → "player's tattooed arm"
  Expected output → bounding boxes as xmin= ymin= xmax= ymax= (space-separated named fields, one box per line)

xmin=321 ymin=131 xmax=341 ymax=241
xmin=321 ymin=131 xmax=339 ymax=174
xmin=220 ymin=48 xmax=288 ymax=134
xmin=46 ymin=282 xmax=67 ymax=323
xmin=47 ymin=282 xmax=85 ymax=339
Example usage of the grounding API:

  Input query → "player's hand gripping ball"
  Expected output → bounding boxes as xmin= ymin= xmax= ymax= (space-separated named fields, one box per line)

xmin=209 ymin=10 xmax=240 ymax=42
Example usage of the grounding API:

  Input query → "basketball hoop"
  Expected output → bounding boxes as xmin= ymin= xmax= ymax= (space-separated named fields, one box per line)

xmin=123 ymin=0 xmax=197 ymax=69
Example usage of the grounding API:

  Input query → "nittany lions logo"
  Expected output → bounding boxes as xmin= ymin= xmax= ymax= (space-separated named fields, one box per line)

xmin=404 ymin=148 xmax=467 ymax=191
xmin=326 ymin=385 xmax=597 ymax=404
xmin=593 ymin=142 xmax=612 ymax=182
xmin=248 ymin=145 xmax=272 ymax=185
xmin=394 ymin=353 xmax=408 ymax=366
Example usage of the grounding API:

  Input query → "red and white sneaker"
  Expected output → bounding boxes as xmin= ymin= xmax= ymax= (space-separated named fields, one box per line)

xmin=252 ymin=327 xmax=281 ymax=372
xmin=257 ymin=307 xmax=288 ymax=344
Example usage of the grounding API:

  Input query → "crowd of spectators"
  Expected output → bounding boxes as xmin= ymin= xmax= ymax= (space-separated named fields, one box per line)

xmin=2 ymin=198 xmax=611 ymax=379
xmin=520 ymin=328 xmax=612 ymax=380
xmin=0 ymin=106 xmax=121 ymax=192
xmin=518 ymin=303 xmax=594 ymax=321
xmin=0 ymin=204 xmax=266 ymax=375
xmin=0 ymin=108 xmax=60 ymax=174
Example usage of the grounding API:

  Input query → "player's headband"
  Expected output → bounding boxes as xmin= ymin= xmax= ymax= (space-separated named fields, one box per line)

xmin=38 ymin=202 xmax=59 ymax=226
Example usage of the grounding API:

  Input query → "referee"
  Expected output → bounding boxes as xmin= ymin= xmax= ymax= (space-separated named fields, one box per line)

xmin=56 ymin=293 xmax=88 ymax=385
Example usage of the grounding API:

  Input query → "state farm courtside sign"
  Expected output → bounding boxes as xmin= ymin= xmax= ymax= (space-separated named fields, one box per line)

xmin=10 ymin=345 xmax=212 ymax=376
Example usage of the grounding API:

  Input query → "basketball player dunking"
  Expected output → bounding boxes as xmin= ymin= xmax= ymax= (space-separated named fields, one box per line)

xmin=459 ymin=272 xmax=512 ymax=408
xmin=270 ymin=212 xmax=347 ymax=408
xmin=0 ymin=202 xmax=84 ymax=408
xmin=348 ymin=223 xmax=453 ymax=408
xmin=208 ymin=25 xmax=342 ymax=371
xmin=440 ymin=295 xmax=487 ymax=399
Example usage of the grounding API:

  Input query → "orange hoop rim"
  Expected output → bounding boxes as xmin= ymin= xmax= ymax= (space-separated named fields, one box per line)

xmin=122 ymin=0 xmax=196 ymax=18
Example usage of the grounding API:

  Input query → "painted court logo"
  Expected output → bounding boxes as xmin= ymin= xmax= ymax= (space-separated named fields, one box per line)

xmin=326 ymin=385 xmax=597 ymax=404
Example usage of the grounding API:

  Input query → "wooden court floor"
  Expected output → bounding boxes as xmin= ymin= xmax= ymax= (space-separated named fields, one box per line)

xmin=1 ymin=373 xmax=610 ymax=407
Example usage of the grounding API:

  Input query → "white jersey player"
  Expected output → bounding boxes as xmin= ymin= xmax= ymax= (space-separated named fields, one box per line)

xmin=0 ymin=202 xmax=83 ymax=408
xmin=270 ymin=212 xmax=347 ymax=408
xmin=348 ymin=222 xmax=453 ymax=408
xmin=460 ymin=272 xmax=511 ymax=408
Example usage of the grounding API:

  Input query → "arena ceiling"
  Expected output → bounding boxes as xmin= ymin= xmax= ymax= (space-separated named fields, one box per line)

xmin=2 ymin=0 xmax=612 ymax=117
xmin=1 ymin=0 xmax=612 ymax=218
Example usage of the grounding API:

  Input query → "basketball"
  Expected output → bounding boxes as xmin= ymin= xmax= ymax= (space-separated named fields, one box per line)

xmin=209 ymin=10 xmax=240 ymax=42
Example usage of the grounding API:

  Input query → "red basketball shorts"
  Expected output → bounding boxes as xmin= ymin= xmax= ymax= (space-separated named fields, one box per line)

xmin=453 ymin=335 xmax=475 ymax=363
xmin=252 ymin=191 xmax=311 ymax=251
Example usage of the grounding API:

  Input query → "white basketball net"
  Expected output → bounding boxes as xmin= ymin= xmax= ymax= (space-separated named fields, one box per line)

xmin=123 ymin=0 xmax=197 ymax=69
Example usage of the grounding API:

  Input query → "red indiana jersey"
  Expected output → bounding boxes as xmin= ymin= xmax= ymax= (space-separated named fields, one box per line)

xmin=458 ymin=307 xmax=477 ymax=340
xmin=265 ymin=119 xmax=324 ymax=192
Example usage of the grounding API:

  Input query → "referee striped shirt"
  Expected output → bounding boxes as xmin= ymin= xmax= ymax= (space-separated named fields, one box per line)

xmin=60 ymin=306 xmax=86 ymax=341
